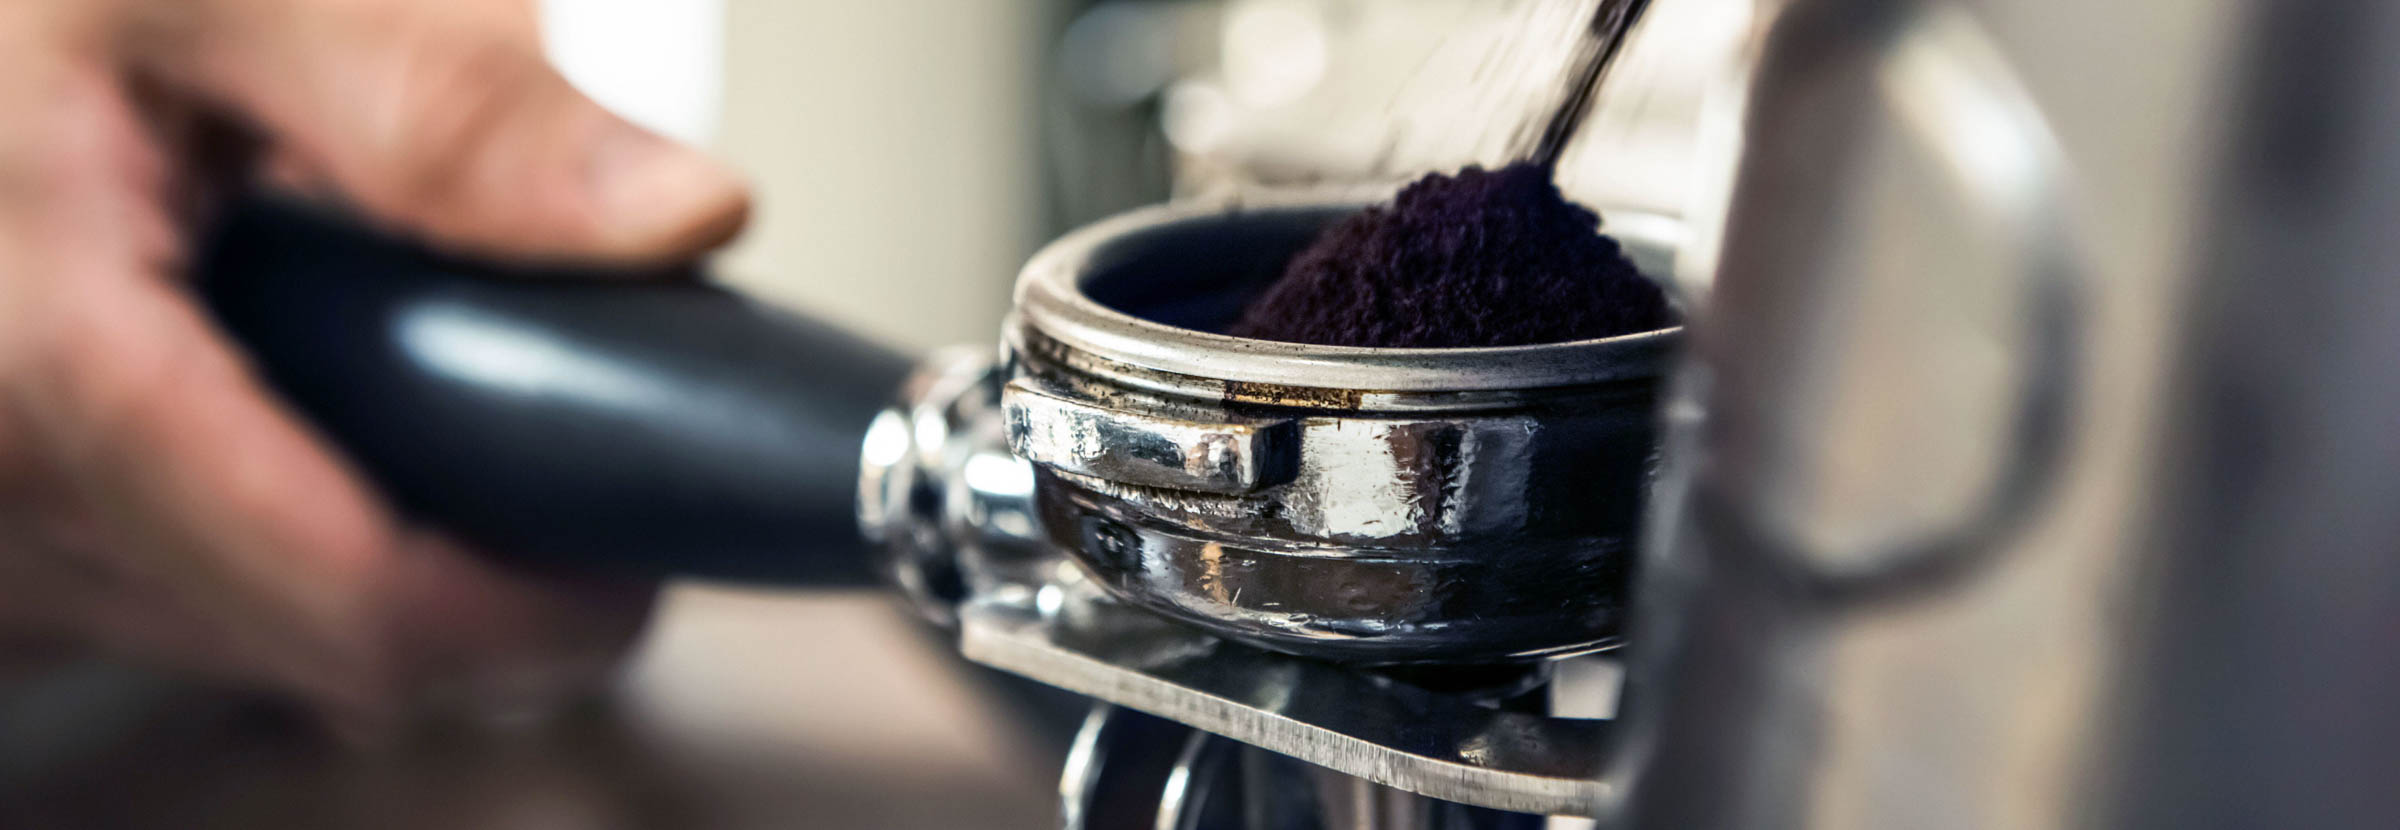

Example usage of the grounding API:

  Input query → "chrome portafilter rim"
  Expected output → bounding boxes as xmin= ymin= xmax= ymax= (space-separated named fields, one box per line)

xmin=1013 ymin=199 xmax=1683 ymax=398
xmin=1002 ymin=194 xmax=1683 ymax=664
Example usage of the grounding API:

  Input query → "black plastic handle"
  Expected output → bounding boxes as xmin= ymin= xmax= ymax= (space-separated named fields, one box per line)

xmin=196 ymin=196 xmax=913 ymax=585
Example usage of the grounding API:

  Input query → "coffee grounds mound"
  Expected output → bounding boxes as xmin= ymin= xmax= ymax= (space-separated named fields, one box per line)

xmin=1226 ymin=163 xmax=1672 ymax=348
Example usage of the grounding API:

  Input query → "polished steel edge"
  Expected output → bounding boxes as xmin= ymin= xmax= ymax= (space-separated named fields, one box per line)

xmin=958 ymin=597 xmax=1620 ymax=817
xmin=858 ymin=346 xmax=998 ymax=626
xmin=1002 ymin=379 xmax=1297 ymax=494
xmin=1009 ymin=323 xmax=1663 ymax=413
xmin=1038 ymin=475 xmax=1632 ymax=663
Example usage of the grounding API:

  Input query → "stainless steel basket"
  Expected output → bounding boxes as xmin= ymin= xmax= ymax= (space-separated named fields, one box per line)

xmin=1003 ymin=198 xmax=1682 ymax=663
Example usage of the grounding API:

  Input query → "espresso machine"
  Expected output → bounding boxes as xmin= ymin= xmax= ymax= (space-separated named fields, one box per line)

xmin=196 ymin=0 xmax=2400 ymax=826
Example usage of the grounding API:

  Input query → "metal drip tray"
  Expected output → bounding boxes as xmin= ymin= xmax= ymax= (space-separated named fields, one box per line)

xmin=959 ymin=583 xmax=1621 ymax=817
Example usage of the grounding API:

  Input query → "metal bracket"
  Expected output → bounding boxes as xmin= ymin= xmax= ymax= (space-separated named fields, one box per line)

xmin=959 ymin=593 xmax=1622 ymax=817
xmin=1003 ymin=380 xmax=1296 ymax=495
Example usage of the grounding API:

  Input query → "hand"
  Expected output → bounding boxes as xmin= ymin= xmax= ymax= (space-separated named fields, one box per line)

xmin=0 ymin=0 xmax=749 ymax=733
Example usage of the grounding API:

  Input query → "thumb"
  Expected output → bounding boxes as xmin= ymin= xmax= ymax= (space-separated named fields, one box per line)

xmin=143 ymin=0 xmax=747 ymax=264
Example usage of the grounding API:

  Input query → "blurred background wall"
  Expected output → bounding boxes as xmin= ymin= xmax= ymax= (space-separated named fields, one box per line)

xmin=561 ymin=0 xmax=1747 ymax=352
xmin=550 ymin=0 xmax=1064 ymax=354
xmin=709 ymin=1 xmax=1059 ymax=353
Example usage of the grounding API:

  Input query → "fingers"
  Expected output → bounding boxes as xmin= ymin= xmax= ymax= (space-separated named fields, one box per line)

xmin=8 ymin=260 xmax=652 ymax=725
xmin=132 ymin=0 xmax=748 ymax=266
xmin=5 ymin=248 xmax=383 ymax=710
xmin=0 ymin=55 xmax=653 ymax=726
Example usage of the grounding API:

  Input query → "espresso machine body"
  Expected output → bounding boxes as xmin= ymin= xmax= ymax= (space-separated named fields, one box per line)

xmin=1634 ymin=0 xmax=2400 ymax=826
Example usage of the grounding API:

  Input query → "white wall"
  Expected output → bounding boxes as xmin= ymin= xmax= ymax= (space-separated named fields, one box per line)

xmin=707 ymin=0 xmax=1048 ymax=355
xmin=547 ymin=0 xmax=1045 ymax=354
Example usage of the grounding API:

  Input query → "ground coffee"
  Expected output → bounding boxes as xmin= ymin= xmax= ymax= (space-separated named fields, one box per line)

xmin=1226 ymin=163 xmax=1672 ymax=348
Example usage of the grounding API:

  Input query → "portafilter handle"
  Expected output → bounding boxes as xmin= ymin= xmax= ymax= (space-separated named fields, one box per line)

xmin=195 ymin=194 xmax=915 ymax=584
